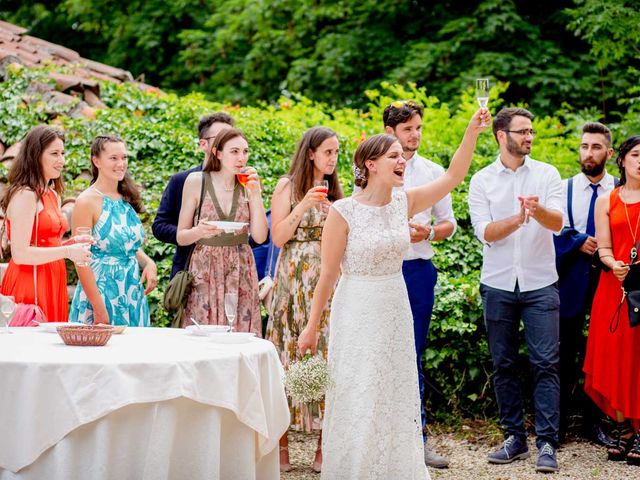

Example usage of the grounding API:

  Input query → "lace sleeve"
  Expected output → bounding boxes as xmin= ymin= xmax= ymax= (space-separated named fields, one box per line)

xmin=331 ymin=197 xmax=352 ymax=230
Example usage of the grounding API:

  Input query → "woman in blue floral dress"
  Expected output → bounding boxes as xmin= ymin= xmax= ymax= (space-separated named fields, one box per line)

xmin=70 ymin=135 xmax=157 ymax=326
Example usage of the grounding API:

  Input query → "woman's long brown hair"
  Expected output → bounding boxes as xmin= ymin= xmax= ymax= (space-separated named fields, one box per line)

xmin=1 ymin=125 xmax=65 ymax=212
xmin=287 ymin=127 xmax=344 ymax=203
xmin=90 ymin=135 xmax=145 ymax=213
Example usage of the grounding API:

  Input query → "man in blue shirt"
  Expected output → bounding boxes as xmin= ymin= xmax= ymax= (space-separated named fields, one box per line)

xmin=152 ymin=112 xmax=235 ymax=277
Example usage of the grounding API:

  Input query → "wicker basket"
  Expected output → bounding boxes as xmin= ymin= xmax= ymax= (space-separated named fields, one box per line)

xmin=56 ymin=324 xmax=115 ymax=346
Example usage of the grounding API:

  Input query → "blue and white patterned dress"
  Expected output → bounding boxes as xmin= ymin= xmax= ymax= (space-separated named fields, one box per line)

xmin=70 ymin=194 xmax=149 ymax=326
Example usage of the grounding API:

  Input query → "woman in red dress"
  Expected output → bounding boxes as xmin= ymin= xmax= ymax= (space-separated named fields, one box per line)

xmin=0 ymin=126 xmax=91 ymax=321
xmin=585 ymin=135 xmax=640 ymax=465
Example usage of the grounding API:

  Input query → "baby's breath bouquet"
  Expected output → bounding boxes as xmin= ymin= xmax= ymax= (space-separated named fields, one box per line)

xmin=284 ymin=353 xmax=332 ymax=431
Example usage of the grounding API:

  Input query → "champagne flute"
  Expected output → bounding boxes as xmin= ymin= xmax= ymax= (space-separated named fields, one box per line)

xmin=74 ymin=226 xmax=93 ymax=267
xmin=476 ymin=78 xmax=490 ymax=127
xmin=313 ymin=179 xmax=329 ymax=212
xmin=236 ymin=167 xmax=251 ymax=203
xmin=224 ymin=292 xmax=238 ymax=332
xmin=0 ymin=296 xmax=15 ymax=334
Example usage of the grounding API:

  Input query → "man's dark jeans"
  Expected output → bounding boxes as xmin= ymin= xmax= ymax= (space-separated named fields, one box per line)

xmin=480 ymin=282 xmax=561 ymax=448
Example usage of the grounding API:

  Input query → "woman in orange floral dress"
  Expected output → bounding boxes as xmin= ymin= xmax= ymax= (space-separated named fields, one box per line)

xmin=266 ymin=127 xmax=344 ymax=472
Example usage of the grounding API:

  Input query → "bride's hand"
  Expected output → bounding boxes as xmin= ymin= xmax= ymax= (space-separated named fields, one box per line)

xmin=298 ymin=326 xmax=319 ymax=355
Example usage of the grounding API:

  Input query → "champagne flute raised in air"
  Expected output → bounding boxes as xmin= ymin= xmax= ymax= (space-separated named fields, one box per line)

xmin=224 ymin=292 xmax=238 ymax=332
xmin=236 ymin=167 xmax=250 ymax=203
xmin=476 ymin=78 xmax=490 ymax=127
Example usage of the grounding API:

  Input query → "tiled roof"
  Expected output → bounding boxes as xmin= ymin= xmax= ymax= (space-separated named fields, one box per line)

xmin=0 ymin=20 xmax=161 ymax=160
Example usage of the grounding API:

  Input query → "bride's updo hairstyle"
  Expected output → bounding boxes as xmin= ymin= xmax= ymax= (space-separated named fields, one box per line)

xmin=353 ymin=134 xmax=397 ymax=189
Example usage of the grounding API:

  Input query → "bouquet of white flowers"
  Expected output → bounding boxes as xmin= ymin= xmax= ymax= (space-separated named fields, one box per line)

xmin=284 ymin=353 xmax=332 ymax=431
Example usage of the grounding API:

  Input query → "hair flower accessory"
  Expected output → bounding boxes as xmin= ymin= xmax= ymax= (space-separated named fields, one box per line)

xmin=353 ymin=165 xmax=366 ymax=181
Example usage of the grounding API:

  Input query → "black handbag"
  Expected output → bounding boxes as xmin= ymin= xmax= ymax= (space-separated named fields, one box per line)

xmin=163 ymin=174 xmax=205 ymax=328
xmin=610 ymin=262 xmax=640 ymax=332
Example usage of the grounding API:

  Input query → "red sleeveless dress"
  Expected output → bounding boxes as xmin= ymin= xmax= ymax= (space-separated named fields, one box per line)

xmin=584 ymin=187 xmax=640 ymax=426
xmin=0 ymin=189 xmax=69 ymax=321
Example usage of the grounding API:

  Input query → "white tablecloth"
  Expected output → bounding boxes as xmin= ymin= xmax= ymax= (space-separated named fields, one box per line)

xmin=0 ymin=327 xmax=290 ymax=479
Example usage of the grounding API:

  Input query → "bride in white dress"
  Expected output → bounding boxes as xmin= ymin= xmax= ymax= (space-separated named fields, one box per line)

xmin=298 ymin=108 xmax=489 ymax=479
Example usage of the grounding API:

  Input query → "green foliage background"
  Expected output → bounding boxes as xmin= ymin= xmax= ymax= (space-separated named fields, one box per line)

xmin=3 ymin=64 xmax=639 ymax=418
xmin=3 ymin=0 xmax=640 ymax=119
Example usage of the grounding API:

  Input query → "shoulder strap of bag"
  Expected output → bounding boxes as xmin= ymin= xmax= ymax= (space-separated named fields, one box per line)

xmin=32 ymin=194 xmax=40 ymax=307
xmin=185 ymin=174 xmax=206 ymax=268
xmin=567 ymin=176 xmax=575 ymax=230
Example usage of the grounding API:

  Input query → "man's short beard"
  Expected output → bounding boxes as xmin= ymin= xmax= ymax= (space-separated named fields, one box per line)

xmin=506 ymin=135 xmax=530 ymax=157
xmin=403 ymin=145 xmax=418 ymax=153
xmin=581 ymin=161 xmax=605 ymax=177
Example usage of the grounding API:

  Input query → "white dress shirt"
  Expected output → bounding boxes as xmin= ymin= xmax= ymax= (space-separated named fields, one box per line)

xmin=468 ymin=155 xmax=563 ymax=292
xmin=560 ymin=171 xmax=616 ymax=232
xmin=353 ymin=152 xmax=457 ymax=261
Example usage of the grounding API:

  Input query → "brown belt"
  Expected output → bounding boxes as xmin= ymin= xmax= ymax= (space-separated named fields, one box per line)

xmin=197 ymin=232 xmax=249 ymax=246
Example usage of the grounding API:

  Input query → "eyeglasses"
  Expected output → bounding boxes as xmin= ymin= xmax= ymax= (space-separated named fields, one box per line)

xmin=389 ymin=100 xmax=422 ymax=109
xmin=503 ymin=129 xmax=537 ymax=137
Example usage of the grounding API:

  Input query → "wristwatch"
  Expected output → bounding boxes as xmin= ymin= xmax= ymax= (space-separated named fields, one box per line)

xmin=427 ymin=227 xmax=436 ymax=242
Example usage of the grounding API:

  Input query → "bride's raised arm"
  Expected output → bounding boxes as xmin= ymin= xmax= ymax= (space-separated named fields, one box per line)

xmin=406 ymin=108 xmax=490 ymax=218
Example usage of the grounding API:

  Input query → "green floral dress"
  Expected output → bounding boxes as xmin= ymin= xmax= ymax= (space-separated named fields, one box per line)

xmin=266 ymin=203 xmax=331 ymax=431
xmin=70 ymin=194 xmax=149 ymax=326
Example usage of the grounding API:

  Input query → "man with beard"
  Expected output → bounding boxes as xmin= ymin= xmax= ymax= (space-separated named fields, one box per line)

xmin=381 ymin=100 xmax=455 ymax=469
xmin=554 ymin=122 xmax=616 ymax=446
xmin=468 ymin=108 xmax=564 ymax=473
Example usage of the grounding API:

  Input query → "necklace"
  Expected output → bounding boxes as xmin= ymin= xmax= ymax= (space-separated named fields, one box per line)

xmin=621 ymin=186 xmax=640 ymax=263
xmin=211 ymin=173 xmax=235 ymax=192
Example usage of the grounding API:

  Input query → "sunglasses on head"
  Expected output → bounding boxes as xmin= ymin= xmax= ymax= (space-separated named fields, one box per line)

xmin=389 ymin=100 xmax=421 ymax=109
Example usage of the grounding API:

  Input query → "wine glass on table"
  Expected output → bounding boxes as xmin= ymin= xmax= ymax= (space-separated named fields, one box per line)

xmin=236 ymin=168 xmax=251 ymax=203
xmin=314 ymin=179 xmax=329 ymax=212
xmin=224 ymin=292 xmax=238 ymax=332
xmin=476 ymin=78 xmax=490 ymax=127
xmin=0 ymin=296 xmax=15 ymax=334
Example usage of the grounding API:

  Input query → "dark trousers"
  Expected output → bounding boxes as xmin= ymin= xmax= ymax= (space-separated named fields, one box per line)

xmin=480 ymin=282 xmax=561 ymax=448
xmin=403 ymin=258 xmax=437 ymax=443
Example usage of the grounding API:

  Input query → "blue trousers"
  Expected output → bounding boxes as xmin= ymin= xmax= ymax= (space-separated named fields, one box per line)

xmin=480 ymin=282 xmax=560 ymax=448
xmin=402 ymin=258 xmax=437 ymax=443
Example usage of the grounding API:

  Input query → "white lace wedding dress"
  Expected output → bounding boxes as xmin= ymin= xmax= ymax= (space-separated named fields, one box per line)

xmin=321 ymin=191 xmax=429 ymax=480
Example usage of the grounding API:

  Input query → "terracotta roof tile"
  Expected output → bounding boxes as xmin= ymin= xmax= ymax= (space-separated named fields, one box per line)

xmin=21 ymin=36 xmax=81 ymax=62
xmin=0 ymin=21 xmax=26 ymax=35
xmin=0 ymin=20 xmax=163 ymax=123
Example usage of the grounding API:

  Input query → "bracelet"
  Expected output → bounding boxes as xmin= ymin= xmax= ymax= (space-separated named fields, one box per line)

xmin=599 ymin=255 xmax=614 ymax=260
xmin=427 ymin=227 xmax=436 ymax=242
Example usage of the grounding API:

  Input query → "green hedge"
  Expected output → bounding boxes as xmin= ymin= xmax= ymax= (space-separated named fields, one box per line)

xmin=0 ymin=64 xmax=634 ymax=417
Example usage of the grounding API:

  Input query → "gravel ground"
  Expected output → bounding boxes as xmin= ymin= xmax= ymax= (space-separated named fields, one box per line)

xmin=282 ymin=425 xmax=640 ymax=480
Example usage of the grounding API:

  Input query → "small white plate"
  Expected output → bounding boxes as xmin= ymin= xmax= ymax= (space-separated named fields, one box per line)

xmin=186 ymin=325 xmax=230 ymax=336
xmin=208 ymin=332 xmax=256 ymax=344
xmin=204 ymin=221 xmax=247 ymax=232
xmin=39 ymin=322 xmax=76 ymax=333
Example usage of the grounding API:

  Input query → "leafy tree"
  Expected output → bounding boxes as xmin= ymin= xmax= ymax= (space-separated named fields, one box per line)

xmin=566 ymin=0 xmax=640 ymax=119
xmin=2 ymin=1 xmax=640 ymax=119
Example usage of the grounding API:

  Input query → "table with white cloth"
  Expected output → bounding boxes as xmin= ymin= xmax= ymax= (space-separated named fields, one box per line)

xmin=0 ymin=327 xmax=290 ymax=480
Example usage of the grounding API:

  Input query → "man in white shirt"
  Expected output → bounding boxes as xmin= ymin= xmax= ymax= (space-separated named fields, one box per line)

xmin=468 ymin=107 xmax=563 ymax=473
xmin=383 ymin=100 xmax=456 ymax=469
xmin=553 ymin=122 xmax=615 ymax=446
